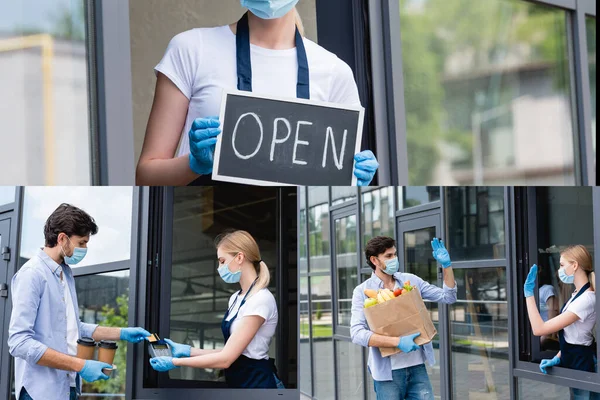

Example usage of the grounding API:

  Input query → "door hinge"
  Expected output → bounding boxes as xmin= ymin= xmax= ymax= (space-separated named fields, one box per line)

xmin=2 ymin=246 xmax=10 ymax=261
xmin=0 ymin=283 xmax=8 ymax=298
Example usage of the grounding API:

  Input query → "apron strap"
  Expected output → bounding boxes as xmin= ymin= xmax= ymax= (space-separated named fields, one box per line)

xmin=560 ymin=281 xmax=591 ymax=314
xmin=236 ymin=12 xmax=310 ymax=99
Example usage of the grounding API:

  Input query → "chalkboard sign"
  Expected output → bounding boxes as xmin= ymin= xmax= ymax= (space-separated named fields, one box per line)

xmin=212 ymin=90 xmax=364 ymax=186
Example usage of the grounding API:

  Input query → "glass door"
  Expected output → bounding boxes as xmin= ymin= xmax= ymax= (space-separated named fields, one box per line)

xmin=397 ymin=214 xmax=445 ymax=400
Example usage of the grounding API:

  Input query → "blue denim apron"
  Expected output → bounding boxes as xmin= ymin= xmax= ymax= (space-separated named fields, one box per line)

xmin=558 ymin=282 xmax=597 ymax=373
xmin=189 ymin=11 xmax=310 ymax=186
xmin=221 ymin=279 xmax=278 ymax=388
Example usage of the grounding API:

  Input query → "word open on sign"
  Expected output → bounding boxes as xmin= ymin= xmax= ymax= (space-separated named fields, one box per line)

xmin=213 ymin=91 xmax=364 ymax=186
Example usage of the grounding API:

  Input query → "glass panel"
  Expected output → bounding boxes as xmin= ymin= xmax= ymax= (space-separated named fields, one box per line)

xmin=402 ymin=225 xmax=441 ymax=398
xmin=399 ymin=0 xmax=576 ymax=185
xmin=308 ymin=187 xmax=330 ymax=272
xmin=335 ymin=339 xmax=364 ymax=400
xmin=19 ymin=187 xmax=133 ymax=268
xmin=533 ymin=187 xmax=593 ymax=353
xmin=310 ymin=275 xmax=334 ymax=399
xmin=517 ymin=377 xmax=572 ymax=399
xmin=0 ymin=187 xmax=16 ymax=206
xmin=362 ymin=187 xmax=395 ymax=244
xmin=300 ymin=187 xmax=308 ymax=273
xmin=450 ymin=268 xmax=509 ymax=400
xmin=167 ymin=187 xmax=278 ymax=383
xmin=331 ymin=187 xmax=357 ymax=206
xmin=587 ymin=18 xmax=596 ymax=163
xmin=398 ymin=187 xmax=440 ymax=210
xmin=299 ymin=276 xmax=312 ymax=396
xmin=447 ymin=187 xmax=506 ymax=261
xmin=75 ymin=270 xmax=130 ymax=400
xmin=335 ymin=215 xmax=357 ymax=327
xmin=0 ymin=0 xmax=91 ymax=185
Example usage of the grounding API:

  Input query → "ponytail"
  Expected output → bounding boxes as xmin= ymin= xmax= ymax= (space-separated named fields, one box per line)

xmin=253 ymin=260 xmax=271 ymax=295
xmin=589 ymin=271 xmax=596 ymax=292
xmin=294 ymin=8 xmax=305 ymax=36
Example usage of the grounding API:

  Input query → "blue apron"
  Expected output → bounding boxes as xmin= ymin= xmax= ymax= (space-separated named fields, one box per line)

xmin=221 ymin=279 xmax=278 ymax=388
xmin=189 ymin=12 xmax=311 ymax=186
xmin=558 ymin=282 xmax=597 ymax=373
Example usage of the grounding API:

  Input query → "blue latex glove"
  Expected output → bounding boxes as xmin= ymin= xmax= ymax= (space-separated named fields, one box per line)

xmin=150 ymin=356 xmax=178 ymax=372
xmin=398 ymin=332 xmax=421 ymax=353
xmin=120 ymin=327 xmax=151 ymax=343
xmin=189 ymin=117 xmax=221 ymax=175
xmin=79 ymin=360 xmax=111 ymax=382
xmin=539 ymin=355 xmax=560 ymax=374
xmin=524 ymin=264 xmax=538 ymax=298
xmin=164 ymin=338 xmax=191 ymax=358
xmin=431 ymin=238 xmax=452 ymax=268
xmin=353 ymin=150 xmax=379 ymax=186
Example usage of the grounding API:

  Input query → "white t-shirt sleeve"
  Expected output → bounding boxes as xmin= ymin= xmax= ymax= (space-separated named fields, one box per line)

xmin=539 ymin=285 xmax=556 ymax=304
xmin=328 ymin=59 xmax=361 ymax=107
xmin=154 ymin=29 xmax=202 ymax=100
xmin=568 ymin=292 xmax=595 ymax=322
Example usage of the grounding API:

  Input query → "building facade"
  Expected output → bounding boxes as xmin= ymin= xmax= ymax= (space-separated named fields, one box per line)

xmin=0 ymin=186 xmax=298 ymax=400
xmin=299 ymin=186 xmax=600 ymax=400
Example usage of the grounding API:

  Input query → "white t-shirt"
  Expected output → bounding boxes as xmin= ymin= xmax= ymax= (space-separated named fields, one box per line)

xmin=155 ymin=25 xmax=361 ymax=157
xmin=539 ymin=284 xmax=556 ymax=321
xmin=562 ymin=290 xmax=596 ymax=346
xmin=226 ymin=288 xmax=278 ymax=360
xmin=63 ymin=272 xmax=79 ymax=387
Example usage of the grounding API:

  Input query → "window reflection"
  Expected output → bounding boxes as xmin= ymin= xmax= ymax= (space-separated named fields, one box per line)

xmin=308 ymin=187 xmax=330 ymax=272
xmin=331 ymin=187 xmax=357 ymax=206
xmin=450 ymin=268 xmax=509 ymax=400
xmin=0 ymin=0 xmax=91 ymax=185
xmin=299 ymin=187 xmax=307 ymax=273
xmin=75 ymin=271 xmax=130 ymax=400
xmin=587 ymin=18 xmax=596 ymax=162
xmin=517 ymin=377 xmax=570 ymax=399
xmin=335 ymin=215 xmax=357 ymax=327
xmin=447 ymin=187 xmax=505 ymax=261
xmin=398 ymin=187 xmax=440 ymax=210
xmin=310 ymin=275 xmax=334 ymax=399
xmin=299 ymin=276 xmax=312 ymax=395
xmin=335 ymin=339 xmax=364 ymax=400
xmin=0 ymin=187 xmax=16 ymax=206
xmin=399 ymin=0 xmax=576 ymax=185
xmin=362 ymin=187 xmax=395 ymax=243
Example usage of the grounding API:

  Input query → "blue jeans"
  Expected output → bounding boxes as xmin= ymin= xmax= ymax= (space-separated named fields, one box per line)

xmin=19 ymin=387 xmax=78 ymax=400
xmin=572 ymin=388 xmax=600 ymax=400
xmin=373 ymin=364 xmax=434 ymax=400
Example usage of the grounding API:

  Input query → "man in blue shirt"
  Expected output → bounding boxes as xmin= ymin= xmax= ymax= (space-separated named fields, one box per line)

xmin=351 ymin=236 xmax=457 ymax=400
xmin=8 ymin=204 xmax=151 ymax=400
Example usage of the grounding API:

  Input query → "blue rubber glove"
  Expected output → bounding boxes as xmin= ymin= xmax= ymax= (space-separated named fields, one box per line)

xmin=79 ymin=360 xmax=111 ymax=382
xmin=353 ymin=150 xmax=379 ymax=186
xmin=539 ymin=355 xmax=560 ymax=374
xmin=164 ymin=338 xmax=191 ymax=358
xmin=431 ymin=238 xmax=452 ymax=268
xmin=150 ymin=356 xmax=178 ymax=372
xmin=120 ymin=327 xmax=151 ymax=343
xmin=189 ymin=116 xmax=221 ymax=175
xmin=524 ymin=264 xmax=538 ymax=298
xmin=398 ymin=332 xmax=421 ymax=353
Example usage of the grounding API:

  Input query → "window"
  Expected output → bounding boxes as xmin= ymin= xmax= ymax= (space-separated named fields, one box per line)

xmin=300 ymin=187 xmax=308 ymax=273
xmin=447 ymin=187 xmax=505 ymax=261
xmin=0 ymin=187 xmax=16 ymax=207
xmin=335 ymin=215 xmax=357 ymax=327
xmin=0 ymin=0 xmax=92 ymax=185
xmin=399 ymin=0 xmax=576 ymax=185
xmin=362 ymin=187 xmax=395 ymax=243
xmin=310 ymin=274 xmax=334 ymax=399
xmin=587 ymin=18 xmax=596 ymax=159
xmin=308 ymin=187 xmax=330 ymax=272
xmin=19 ymin=187 xmax=133 ymax=268
xmin=398 ymin=187 xmax=440 ymax=210
xmin=331 ymin=187 xmax=357 ymax=206
xmin=335 ymin=340 xmax=364 ymax=400
xmin=517 ymin=377 xmax=570 ymax=399
xmin=299 ymin=276 xmax=312 ymax=395
xmin=76 ymin=270 xmax=130 ymax=400
xmin=450 ymin=268 xmax=509 ymax=399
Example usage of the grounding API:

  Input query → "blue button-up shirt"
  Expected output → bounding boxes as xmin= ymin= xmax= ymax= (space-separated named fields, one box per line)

xmin=350 ymin=271 xmax=457 ymax=382
xmin=8 ymin=249 xmax=98 ymax=400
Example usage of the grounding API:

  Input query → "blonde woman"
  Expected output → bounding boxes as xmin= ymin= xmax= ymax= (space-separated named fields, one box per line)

xmin=524 ymin=245 xmax=598 ymax=400
xmin=149 ymin=230 xmax=282 ymax=389
xmin=136 ymin=1 xmax=379 ymax=186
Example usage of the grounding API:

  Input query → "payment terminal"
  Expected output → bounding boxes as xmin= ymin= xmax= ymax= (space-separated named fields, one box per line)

xmin=147 ymin=333 xmax=173 ymax=358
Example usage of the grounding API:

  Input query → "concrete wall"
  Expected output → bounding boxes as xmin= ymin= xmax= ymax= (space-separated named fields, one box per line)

xmin=129 ymin=0 xmax=318 ymax=164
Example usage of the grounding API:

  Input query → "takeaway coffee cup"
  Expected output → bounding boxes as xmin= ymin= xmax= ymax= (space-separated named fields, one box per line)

xmin=76 ymin=337 xmax=96 ymax=360
xmin=97 ymin=340 xmax=118 ymax=375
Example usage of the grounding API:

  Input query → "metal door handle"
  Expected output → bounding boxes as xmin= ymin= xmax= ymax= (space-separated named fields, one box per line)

xmin=0 ymin=283 xmax=8 ymax=298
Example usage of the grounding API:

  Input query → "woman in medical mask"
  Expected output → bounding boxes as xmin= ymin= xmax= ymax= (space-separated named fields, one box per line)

xmin=524 ymin=245 xmax=598 ymax=399
xmin=136 ymin=1 xmax=379 ymax=186
xmin=149 ymin=230 xmax=283 ymax=389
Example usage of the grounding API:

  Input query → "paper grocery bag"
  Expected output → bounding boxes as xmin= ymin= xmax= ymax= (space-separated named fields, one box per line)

xmin=363 ymin=289 xmax=437 ymax=357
